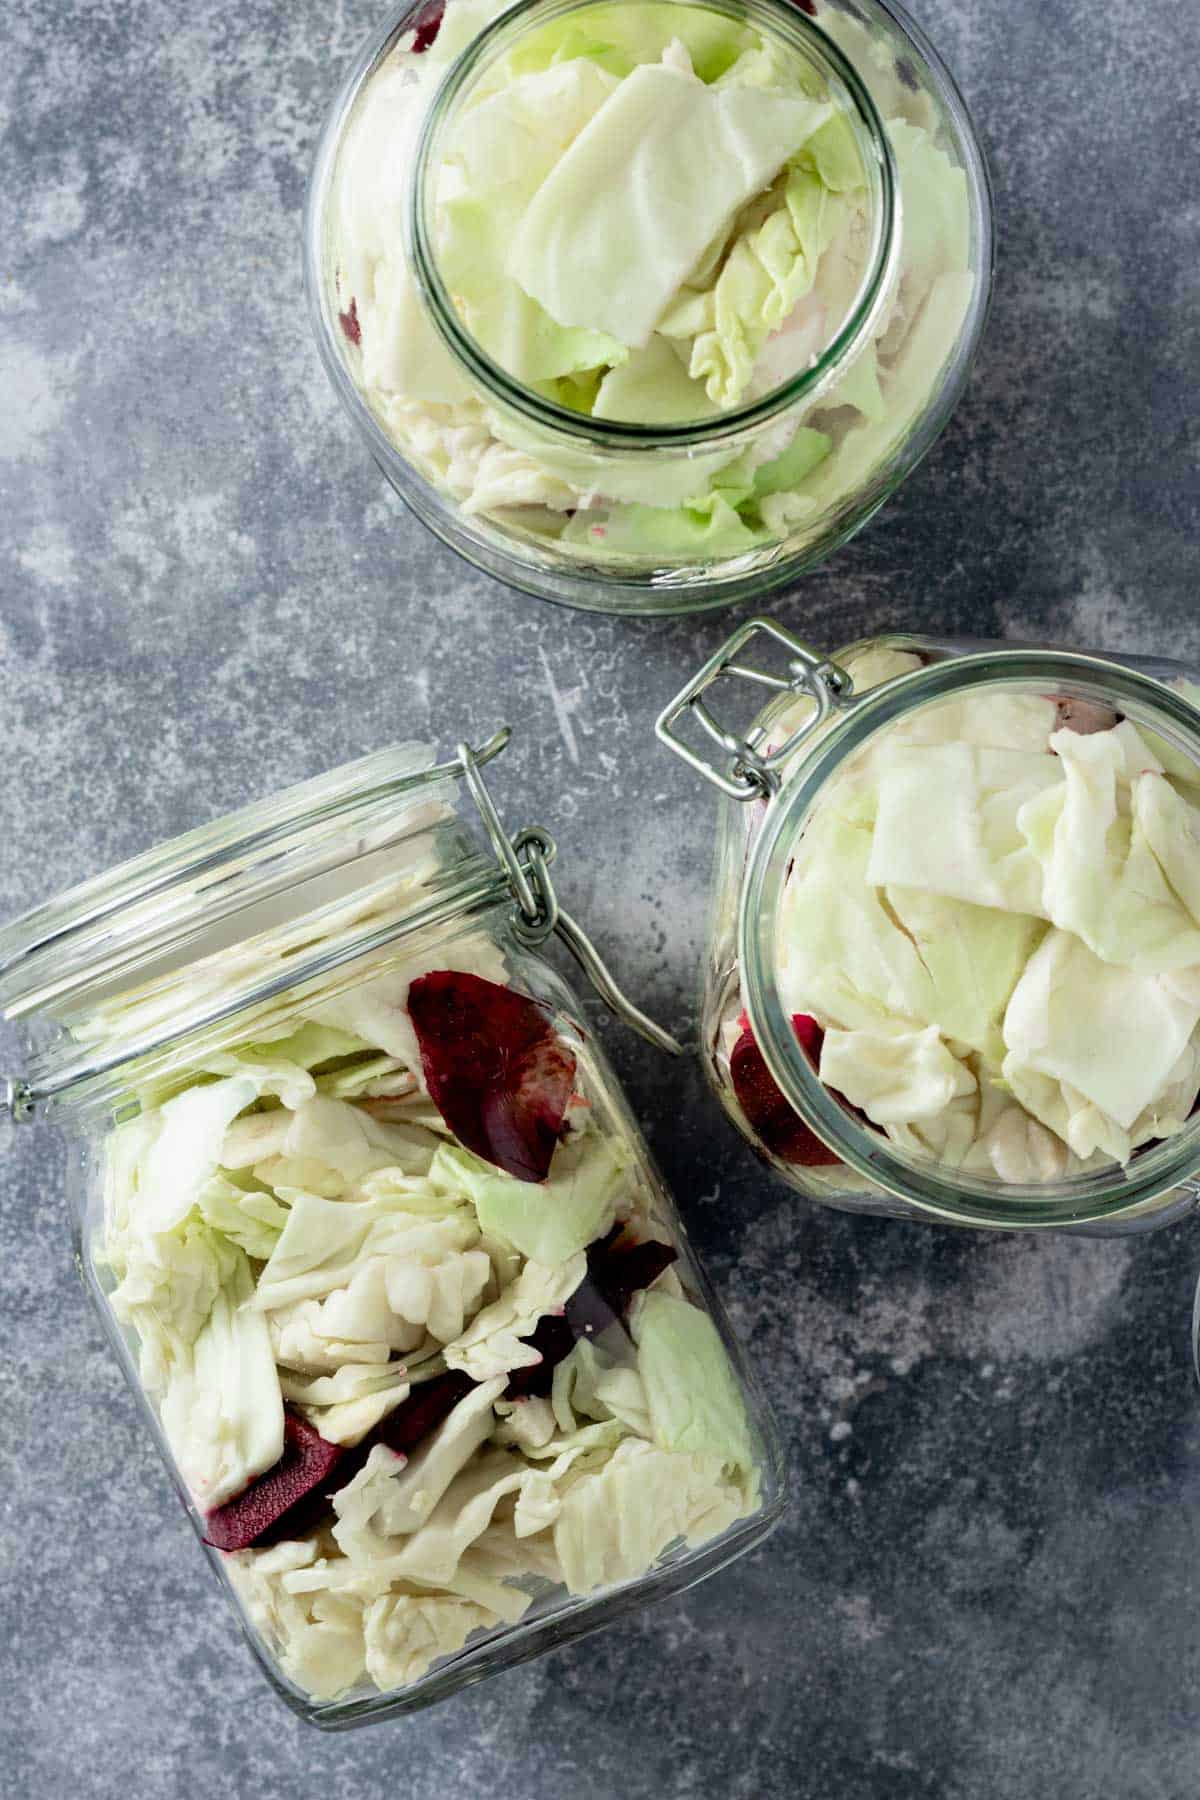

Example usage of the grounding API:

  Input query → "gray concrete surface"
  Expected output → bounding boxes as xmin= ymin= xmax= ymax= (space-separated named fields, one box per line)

xmin=2 ymin=0 xmax=1199 ymax=1795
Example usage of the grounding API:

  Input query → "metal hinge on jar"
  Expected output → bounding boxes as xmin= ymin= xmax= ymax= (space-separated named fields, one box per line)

xmin=457 ymin=737 xmax=681 ymax=1057
xmin=655 ymin=617 xmax=857 ymax=799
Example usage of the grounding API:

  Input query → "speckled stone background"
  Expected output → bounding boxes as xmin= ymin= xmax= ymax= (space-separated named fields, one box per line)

xmin=3 ymin=0 xmax=1200 ymax=1794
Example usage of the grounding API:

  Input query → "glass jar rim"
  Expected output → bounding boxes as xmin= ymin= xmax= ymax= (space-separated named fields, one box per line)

xmin=0 ymin=734 xmax=517 ymax=1118
xmin=739 ymin=647 xmax=1200 ymax=1229
xmin=405 ymin=0 xmax=899 ymax=451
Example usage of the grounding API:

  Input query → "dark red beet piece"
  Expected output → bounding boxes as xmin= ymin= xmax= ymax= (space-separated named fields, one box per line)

xmin=209 ymin=1371 xmax=480 ymax=1551
xmin=204 ymin=1408 xmax=344 ymax=1552
xmin=505 ymin=1312 xmax=578 ymax=1398
xmin=408 ymin=971 xmax=577 ymax=1182
xmin=411 ymin=0 xmax=445 ymax=52
xmin=506 ymin=1228 xmax=679 ymax=1395
xmin=730 ymin=1015 xmax=840 ymax=1166
xmin=375 ymin=1369 xmax=474 ymax=1453
xmin=338 ymin=296 xmax=361 ymax=347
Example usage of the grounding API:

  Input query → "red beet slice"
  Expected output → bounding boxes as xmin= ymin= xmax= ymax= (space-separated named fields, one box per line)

xmin=1053 ymin=696 xmax=1120 ymax=735
xmin=338 ymin=296 xmax=361 ymax=347
xmin=506 ymin=1228 xmax=679 ymax=1396
xmin=375 ymin=1369 xmax=474 ymax=1454
xmin=411 ymin=0 xmax=445 ymax=52
xmin=204 ymin=1408 xmax=344 ymax=1552
xmin=408 ymin=971 xmax=577 ymax=1182
xmin=730 ymin=1016 xmax=840 ymax=1166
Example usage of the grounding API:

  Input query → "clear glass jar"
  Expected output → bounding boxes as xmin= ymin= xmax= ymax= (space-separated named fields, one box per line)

xmin=306 ymin=0 xmax=992 ymax=614
xmin=0 ymin=731 xmax=783 ymax=1726
xmin=657 ymin=620 xmax=1200 ymax=1233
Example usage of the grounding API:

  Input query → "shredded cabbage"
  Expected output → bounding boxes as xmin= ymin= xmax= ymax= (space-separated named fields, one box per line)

xmin=333 ymin=0 xmax=979 ymax=571
xmin=99 ymin=910 xmax=761 ymax=1708
xmin=773 ymin=664 xmax=1200 ymax=1180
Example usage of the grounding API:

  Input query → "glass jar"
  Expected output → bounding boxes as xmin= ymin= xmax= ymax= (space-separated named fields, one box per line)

xmin=306 ymin=0 xmax=992 ymax=614
xmin=656 ymin=620 xmax=1200 ymax=1233
xmin=0 ymin=731 xmax=783 ymax=1726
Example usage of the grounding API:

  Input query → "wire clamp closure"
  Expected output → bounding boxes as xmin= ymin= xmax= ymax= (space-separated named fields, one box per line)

xmin=457 ymin=738 xmax=681 ymax=1057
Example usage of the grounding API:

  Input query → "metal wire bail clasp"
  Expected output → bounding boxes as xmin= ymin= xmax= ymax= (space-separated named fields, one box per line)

xmin=456 ymin=739 xmax=682 ymax=1057
xmin=655 ymin=617 xmax=856 ymax=800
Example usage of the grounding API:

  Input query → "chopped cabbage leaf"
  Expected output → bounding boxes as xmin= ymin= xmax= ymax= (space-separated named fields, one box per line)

xmin=431 ymin=1132 xmax=624 ymax=1265
xmin=867 ymin=743 xmax=1062 ymax=913
xmin=504 ymin=4 xmax=756 ymax=86
xmin=441 ymin=1253 xmax=587 ymax=1380
xmin=552 ymin=1438 xmax=745 ymax=1594
xmin=551 ymin=1339 xmax=652 ymax=1438
xmin=1018 ymin=725 xmax=1200 ymax=972
xmin=279 ymin=1362 xmax=413 ymax=1446
xmin=592 ymin=334 xmax=717 ymax=424
xmin=195 ymin=1174 xmax=290 ymax=1262
xmin=333 ymin=1380 xmax=505 ymax=1554
xmin=227 ymin=1541 xmax=368 ymax=1703
xmin=819 ymin=1024 xmax=976 ymax=1125
xmin=632 ymin=1290 xmax=753 ymax=1475
xmin=363 ymin=1590 xmax=501 ymax=1691
xmin=255 ymin=1192 xmax=485 ymax=1342
xmin=662 ymin=167 xmax=847 ymax=407
xmin=133 ymin=1075 xmax=262 ymax=1236
xmin=1002 ymin=928 xmax=1200 ymax=1138
xmin=153 ymin=1230 xmax=284 ymax=1508
xmin=561 ymin=492 xmax=765 ymax=560
xmin=511 ymin=60 xmax=831 ymax=347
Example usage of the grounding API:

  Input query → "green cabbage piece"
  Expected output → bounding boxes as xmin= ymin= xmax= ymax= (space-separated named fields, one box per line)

xmin=561 ymin=492 xmax=765 ymax=560
xmin=661 ymin=167 xmax=847 ymax=406
xmin=510 ymin=61 xmax=831 ymax=348
xmin=632 ymin=1291 xmax=753 ymax=1475
xmin=592 ymin=334 xmax=717 ymax=424
xmin=430 ymin=1132 xmax=624 ymax=1265
xmin=502 ymin=3 xmax=758 ymax=87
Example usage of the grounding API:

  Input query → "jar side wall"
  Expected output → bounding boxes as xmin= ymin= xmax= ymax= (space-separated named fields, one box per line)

xmin=309 ymin=0 xmax=992 ymax=612
xmin=73 ymin=909 xmax=784 ymax=1718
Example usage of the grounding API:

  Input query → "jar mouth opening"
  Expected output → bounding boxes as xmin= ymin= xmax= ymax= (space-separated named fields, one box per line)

xmin=740 ymin=650 xmax=1200 ymax=1228
xmin=404 ymin=0 xmax=900 ymax=450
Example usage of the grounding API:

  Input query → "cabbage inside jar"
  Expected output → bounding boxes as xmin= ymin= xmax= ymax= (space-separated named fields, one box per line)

xmin=315 ymin=0 xmax=991 ymax=609
xmin=99 ymin=940 xmax=763 ymax=1707
xmin=708 ymin=641 xmax=1200 ymax=1220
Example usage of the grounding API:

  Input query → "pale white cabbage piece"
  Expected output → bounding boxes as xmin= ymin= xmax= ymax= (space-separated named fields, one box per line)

xmin=154 ymin=1234 xmax=284 ymax=1509
xmin=819 ymin=1024 xmax=976 ymax=1125
xmin=552 ymin=1440 xmax=745 ymax=1595
xmin=363 ymin=1590 xmax=502 ymax=1691
xmin=492 ymin=1393 xmax=558 ymax=1450
xmin=441 ymin=1253 xmax=587 ymax=1380
xmin=279 ymin=1362 xmax=413 ymax=1446
xmin=510 ymin=59 xmax=831 ymax=346
xmin=193 ymin=1174 xmax=290 ymax=1262
xmin=252 ymin=1188 xmax=479 ymax=1314
xmin=1018 ymin=725 xmax=1200 ymax=972
xmin=552 ymin=1338 xmax=652 ymax=1439
xmin=227 ymin=1541 xmax=369 ymax=1703
xmin=866 ymin=742 xmax=1062 ymax=913
xmin=333 ymin=1380 xmax=507 ymax=1554
xmin=1002 ymin=929 xmax=1200 ymax=1141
